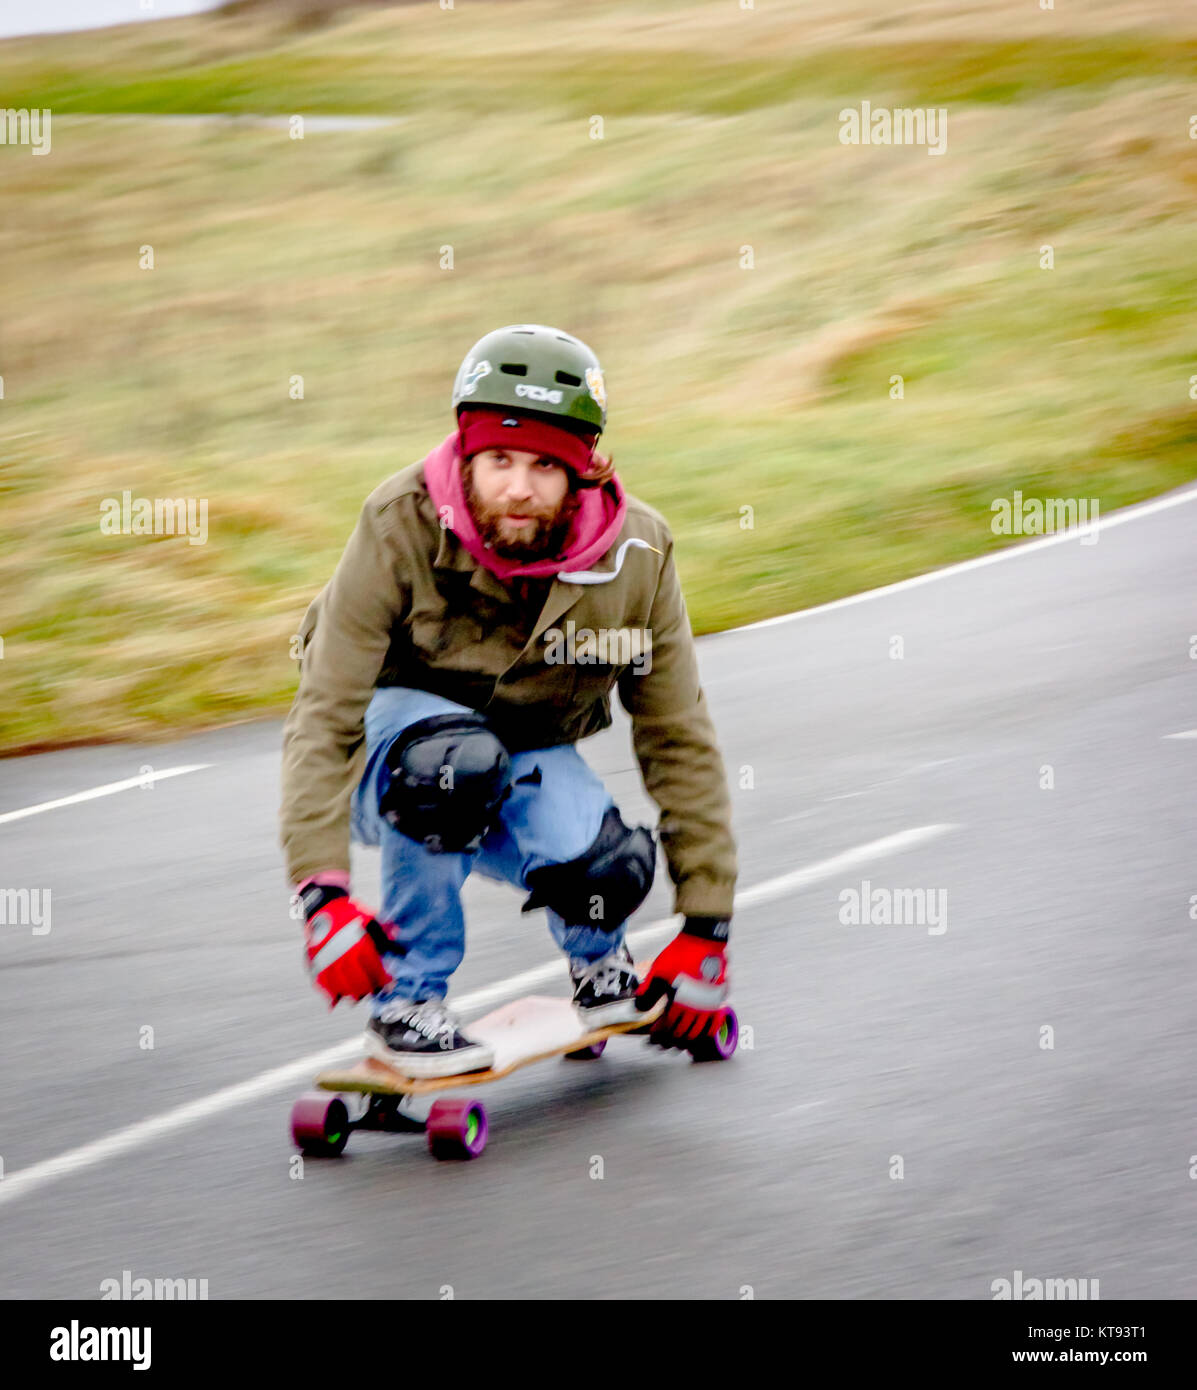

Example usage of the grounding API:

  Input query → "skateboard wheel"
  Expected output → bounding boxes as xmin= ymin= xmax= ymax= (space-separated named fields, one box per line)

xmin=688 ymin=1008 xmax=739 ymax=1063
xmin=426 ymin=1098 xmax=488 ymax=1160
xmin=564 ymin=1040 xmax=607 ymax=1061
xmin=291 ymin=1093 xmax=351 ymax=1157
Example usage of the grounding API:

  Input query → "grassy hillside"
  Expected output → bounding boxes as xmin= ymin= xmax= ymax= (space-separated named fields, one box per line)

xmin=0 ymin=0 xmax=1193 ymax=751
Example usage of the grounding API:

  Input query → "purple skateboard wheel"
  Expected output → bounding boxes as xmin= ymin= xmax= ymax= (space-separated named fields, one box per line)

xmin=426 ymin=1098 xmax=488 ymax=1160
xmin=291 ymin=1092 xmax=351 ymax=1157
xmin=688 ymin=1008 xmax=739 ymax=1063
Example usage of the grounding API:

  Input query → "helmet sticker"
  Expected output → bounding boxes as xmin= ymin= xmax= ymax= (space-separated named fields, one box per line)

xmin=585 ymin=366 xmax=606 ymax=410
xmin=459 ymin=358 xmax=492 ymax=397
xmin=515 ymin=383 xmax=564 ymax=404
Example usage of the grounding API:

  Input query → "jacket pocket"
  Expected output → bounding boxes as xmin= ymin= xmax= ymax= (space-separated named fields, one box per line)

xmin=409 ymin=608 xmax=486 ymax=666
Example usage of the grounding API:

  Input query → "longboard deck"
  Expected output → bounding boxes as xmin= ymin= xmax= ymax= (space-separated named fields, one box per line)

xmin=317 ymin=993 xmax=666 ymax=1097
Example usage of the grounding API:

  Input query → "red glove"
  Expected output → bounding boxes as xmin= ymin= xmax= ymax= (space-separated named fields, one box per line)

xmin=636 ymin=917 xmax=730 ymax=1044
xmin=300 ymin=884 xmax=395 ymax=1008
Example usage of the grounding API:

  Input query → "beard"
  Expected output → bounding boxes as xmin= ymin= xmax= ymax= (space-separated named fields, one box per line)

xmin=463 ymin=460 xmax=580 ymax=562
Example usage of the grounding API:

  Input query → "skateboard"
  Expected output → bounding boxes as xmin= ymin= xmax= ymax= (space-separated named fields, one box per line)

xmin=290 ymin=991 xmax=739 ymax=1161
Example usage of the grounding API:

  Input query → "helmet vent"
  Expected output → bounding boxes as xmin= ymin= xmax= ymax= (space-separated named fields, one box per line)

xmin=499 ymin=362 xmax=528 ymax=375
xmin=554 ymin=370 xmax=582 ymax=386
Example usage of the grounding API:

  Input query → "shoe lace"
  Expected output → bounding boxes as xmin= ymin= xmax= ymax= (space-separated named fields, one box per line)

xmin=377 ymin=997 xmax=459 ymax=1046
xmin=578 ymin=949 xmax=632 ymax=996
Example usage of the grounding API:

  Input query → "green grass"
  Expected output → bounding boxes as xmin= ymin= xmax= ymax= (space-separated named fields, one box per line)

xmin=0 ymin=0 xmax=1194 ymax=752
xmin=7 ymin=33 xmax=1197 ymax=116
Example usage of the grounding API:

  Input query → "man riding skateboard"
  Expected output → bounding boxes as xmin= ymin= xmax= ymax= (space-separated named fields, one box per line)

xmin=280 ymin=324 xmax=737 ymax=1078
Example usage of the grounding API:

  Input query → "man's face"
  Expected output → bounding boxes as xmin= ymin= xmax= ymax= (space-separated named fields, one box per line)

xmin=465 ymin=448 xmax=577 ymax=561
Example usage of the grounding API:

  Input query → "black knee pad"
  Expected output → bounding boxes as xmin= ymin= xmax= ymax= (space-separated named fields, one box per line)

xmin=379 ymin=712 xmax=511 ymax=854
xmin=520 ymin=805 xmax=656 ymax=930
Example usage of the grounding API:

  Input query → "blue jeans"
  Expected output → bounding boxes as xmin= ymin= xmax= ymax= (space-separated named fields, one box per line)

xmin=350 ymin=686 xmax=627 ymax=1011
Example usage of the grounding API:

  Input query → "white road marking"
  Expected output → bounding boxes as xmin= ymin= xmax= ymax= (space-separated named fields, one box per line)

xmin=774 ymin=1101 xmax=828 ymax=1118
xmin=826 ymin=762 xmax=960 ymax=801
xmin=733 ymin=824 xmax=955 ymax=910
xmin=735 ymin=485 xmax=1197 ymax=633
xmin=0 ymin=823 xmax=956 ymax=1208
xmin=0 ymin=765 xmax=212 ymax=825
xmin=1163 ymin=731 xmax=1197 ymax=740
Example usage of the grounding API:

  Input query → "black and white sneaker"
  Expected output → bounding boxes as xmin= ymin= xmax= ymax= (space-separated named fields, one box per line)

xmin=569 ymin=943 xmax=641 ymax=1027
xmin=365 ymin=998 xmax=494 ymax=1078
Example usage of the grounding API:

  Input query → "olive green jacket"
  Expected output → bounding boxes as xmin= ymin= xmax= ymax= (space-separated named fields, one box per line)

xmin=279 ymin=462 xmax=737 ymax=917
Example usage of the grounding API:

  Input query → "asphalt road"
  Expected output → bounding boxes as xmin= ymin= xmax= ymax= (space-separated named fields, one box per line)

xmin=1 ymin=488 xmax=1194 ymax=1299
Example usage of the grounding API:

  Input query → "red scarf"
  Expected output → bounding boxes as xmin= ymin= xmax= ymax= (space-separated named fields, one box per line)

xmin=421 ymin=430 xmax=628 ymax=581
